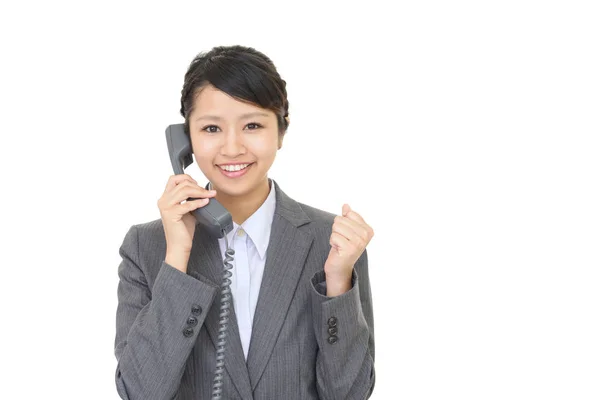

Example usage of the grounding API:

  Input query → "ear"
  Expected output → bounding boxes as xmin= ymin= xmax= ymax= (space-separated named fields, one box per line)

xmin=278 ymin=133 xmax=285 ymax=150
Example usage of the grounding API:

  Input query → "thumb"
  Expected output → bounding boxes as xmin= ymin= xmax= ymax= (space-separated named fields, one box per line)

xmin=342 ymin=203 xmax=351 ymax=216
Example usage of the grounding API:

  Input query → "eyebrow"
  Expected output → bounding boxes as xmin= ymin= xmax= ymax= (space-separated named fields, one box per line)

xmin=195 ymin=112 xmax=270 ymax=122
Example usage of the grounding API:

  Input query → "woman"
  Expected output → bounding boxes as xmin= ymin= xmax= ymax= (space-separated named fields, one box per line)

xmin=114 ymin=45 xmax=376 ymax=399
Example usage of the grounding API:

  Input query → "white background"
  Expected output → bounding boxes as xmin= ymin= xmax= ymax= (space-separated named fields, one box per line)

xmin=1 ymin=1 xmax=599 ymax=399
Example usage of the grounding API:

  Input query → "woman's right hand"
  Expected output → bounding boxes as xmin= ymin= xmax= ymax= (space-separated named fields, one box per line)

xmin=158 ymin=174 xmax=217 ymax=255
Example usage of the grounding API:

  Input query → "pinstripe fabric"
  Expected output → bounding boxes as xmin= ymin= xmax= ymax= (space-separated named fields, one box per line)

xmin=114 ymin=179 xmax=375 ymax=399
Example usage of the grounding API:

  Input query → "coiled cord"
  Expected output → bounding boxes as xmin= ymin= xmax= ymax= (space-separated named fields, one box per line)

xmin=211 ymin=228 xmax=234 ymax=399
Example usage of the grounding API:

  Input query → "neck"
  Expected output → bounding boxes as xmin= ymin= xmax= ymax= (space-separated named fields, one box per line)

xmin=212 ymin=178 xmax=271 ymax=225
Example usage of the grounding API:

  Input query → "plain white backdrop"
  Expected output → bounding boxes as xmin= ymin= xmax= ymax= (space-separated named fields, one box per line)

xmin=1 ymin=0 xmax=599 ymax=399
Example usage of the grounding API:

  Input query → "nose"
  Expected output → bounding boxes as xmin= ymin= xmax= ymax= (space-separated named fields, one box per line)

xmin=220 ymin=128 xmax=246 ymax=157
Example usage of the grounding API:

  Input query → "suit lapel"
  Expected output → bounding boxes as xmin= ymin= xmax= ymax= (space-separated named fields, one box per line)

xmin=246 ymin=180 xmax=313 ymax=391
xmin=187 ymin=227 xmax=253 ymax=400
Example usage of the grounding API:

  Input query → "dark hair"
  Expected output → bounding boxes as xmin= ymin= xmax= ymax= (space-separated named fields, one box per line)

xmin=180 ymin=45 xmax=289 ymax=136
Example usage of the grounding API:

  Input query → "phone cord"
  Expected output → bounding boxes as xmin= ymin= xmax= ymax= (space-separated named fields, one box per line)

xmin=211 ymin=228 xmax=234 ymax=399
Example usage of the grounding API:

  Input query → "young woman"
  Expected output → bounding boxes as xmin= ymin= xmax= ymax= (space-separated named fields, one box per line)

xmin=114 ymin=45 xmax=375 ymax=399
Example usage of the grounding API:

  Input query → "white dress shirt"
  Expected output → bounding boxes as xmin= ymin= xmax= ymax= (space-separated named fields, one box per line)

xmin=214 ymin=178 xmax=276 ymax=360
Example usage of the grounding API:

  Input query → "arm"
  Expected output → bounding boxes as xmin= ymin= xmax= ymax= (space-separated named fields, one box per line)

xmin=114 ymin=225 xmax=218 ymax=400
xmin=310 ymin=249 xmax=376 ymax=400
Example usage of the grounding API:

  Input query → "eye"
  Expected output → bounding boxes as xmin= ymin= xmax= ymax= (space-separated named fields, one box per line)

xmin=200 ymin=122 xmax=263 ymax=133
xmin=245 ymin=122 xmax=263 ymax=130
xmin=201 ymin=125 xmax=220 ymax=133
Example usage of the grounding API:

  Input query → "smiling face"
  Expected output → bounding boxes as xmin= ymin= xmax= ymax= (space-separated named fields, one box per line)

xmin=189 ymin=84 xmax=283 ymax=199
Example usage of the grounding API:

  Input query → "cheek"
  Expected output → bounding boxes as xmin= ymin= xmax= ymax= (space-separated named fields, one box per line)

xmin=250 ymin=135 xmax=279 ymax=153
xmin=254 ymin=146 xmax=278 ymax=165
xmin=191 ymin=142 xmax=218 ymax=167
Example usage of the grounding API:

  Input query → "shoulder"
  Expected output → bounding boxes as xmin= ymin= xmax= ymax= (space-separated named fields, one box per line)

xmin=130 ymin=217 xmax=165 ymax=239
xmin=119 ymin=218 xmax=167 ymax=281
xmin=122 ymin=218 xmax=167 ymax=257
xmin=294 ymin=201 xmax=337 ymax=233
xmin=298 ymin=202 xmax=336 ymax=221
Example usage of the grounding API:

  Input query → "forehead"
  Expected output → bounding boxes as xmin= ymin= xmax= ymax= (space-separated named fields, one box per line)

xmin=193 ymin=84 xmax=271 ymax=117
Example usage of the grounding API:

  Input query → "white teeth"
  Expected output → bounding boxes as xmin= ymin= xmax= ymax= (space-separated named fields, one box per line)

xmin=220 ymin=163 xmax=250 ymax=172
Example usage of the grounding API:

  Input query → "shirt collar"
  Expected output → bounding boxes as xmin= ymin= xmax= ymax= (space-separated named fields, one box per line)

xmin=220 ymin=178 xmax=276 ymax=260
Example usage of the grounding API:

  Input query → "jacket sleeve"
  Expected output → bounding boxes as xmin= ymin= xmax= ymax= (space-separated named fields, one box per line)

xmin=310 ymin=249 xmax=376 ymax=400
xmin=114 ymin=225 xmax=219 ymax=400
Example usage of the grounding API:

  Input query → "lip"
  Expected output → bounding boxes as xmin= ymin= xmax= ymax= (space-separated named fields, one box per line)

xmin=216 ymin=162 xmax=254 ymax=166
xmin=216 ymin=162 xmax=254 ymax=179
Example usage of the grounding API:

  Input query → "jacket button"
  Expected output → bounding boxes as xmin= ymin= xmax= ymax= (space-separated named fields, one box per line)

xmin=191 ymin=304 xmax=202 ymax=315
xmin=327 ymin=316 xmax=337 ymax=327
xmin=183 ymin=327 xmax=194 ymax=337
xmin=328 ymin=326 xmax=338 ymax=335
xmin=327 ymin=335 xmax=338 ymax=344
xmin=186 ymin=316 xmax=198 ymax=326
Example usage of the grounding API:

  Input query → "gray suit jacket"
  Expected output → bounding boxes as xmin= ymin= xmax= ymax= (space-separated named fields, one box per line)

xmin=114 ymin=179 xmax=375 ymax=399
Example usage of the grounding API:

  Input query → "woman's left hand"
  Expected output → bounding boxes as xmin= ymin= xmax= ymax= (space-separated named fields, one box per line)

xmin=324 ymin=204 xmax=374 ymax=285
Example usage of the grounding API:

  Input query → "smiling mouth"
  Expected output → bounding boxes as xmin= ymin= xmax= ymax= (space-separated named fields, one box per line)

xmin=217 ymin=162 xmax=254 ymax=172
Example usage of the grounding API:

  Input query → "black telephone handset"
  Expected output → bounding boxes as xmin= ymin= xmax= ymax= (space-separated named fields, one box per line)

xmin=165 ymin=123 xmax=233 ymax=238
xmin=165 ymin=123 xmax=234 ymax=399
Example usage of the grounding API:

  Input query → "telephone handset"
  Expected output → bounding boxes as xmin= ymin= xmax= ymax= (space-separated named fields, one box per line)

xmin=165 ymin=123 xmax=234 ymax=399
xmin=165 ymin=123 xmax=233 ymax=238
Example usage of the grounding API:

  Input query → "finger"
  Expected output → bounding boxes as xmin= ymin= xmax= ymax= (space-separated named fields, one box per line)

xmin=332 ymin=218 xmax=363 ymax=245
xmin=342 ymin=210 xmax=374 ymax=238
xmin=164 ymin=174 xmax=197 ymax=193
xmin=167 ymin=198 xmax=210 ymax=218
xmin=181 ymin=197 xmax=210 ymax=212
xmin=344 ymin=208 xmax=366 ymax=225
xmin=170 ymin=182 xmax=216 ymax=205
xmin=330 ymin=231 xmax=349 ymax=250
xmin=342 ymin=203 xmax=351 ymax=216
xmin=335 ymin=215 xmax=370 ymax=243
